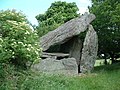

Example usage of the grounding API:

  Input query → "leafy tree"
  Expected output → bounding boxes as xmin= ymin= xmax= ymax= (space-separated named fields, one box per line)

xmin=0 ymin=10 xmax=41 ymax=68
xmin=36 ymin=1 xmax=79 ymax=37
xmin=89 ymin=0 xmax=120 ymax=63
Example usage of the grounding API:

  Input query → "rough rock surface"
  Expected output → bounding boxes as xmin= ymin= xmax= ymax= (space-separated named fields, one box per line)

xmin=37 ymin=13 xmax=98 ymax=74
xmin=69 ymin=37 xmax=82 ymax=65
xmin=40 ymin=13 xmax=96 ymax=51
xmin=80 ymin=25 xmax=98 ymax=73
xmin=32 ymin=58 xmax=78 ymax=75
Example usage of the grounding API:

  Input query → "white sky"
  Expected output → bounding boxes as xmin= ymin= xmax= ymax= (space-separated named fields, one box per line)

xmin=0 ymin=0 xmax=91 ymax=25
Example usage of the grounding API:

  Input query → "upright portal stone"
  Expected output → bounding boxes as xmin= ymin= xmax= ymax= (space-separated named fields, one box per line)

xmin=80 ymin=25 xmax=98 ymax=73
xmin=69 ymin=36 xmax=82 ymax=65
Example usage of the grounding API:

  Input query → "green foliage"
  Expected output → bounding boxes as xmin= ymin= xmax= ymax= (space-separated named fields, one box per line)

xmin=89 ymin=0 xmax=120 ymax=56
xmin=37 ymin=23 xmax=61 ymax=37
xmin=0 ymin=63 xmax=29 ymax=90
xmin=36 ymin=1 xmax=79 ymax=37
xmin=36 ymin=1 xmax=79 ymax=25
xmin=0 ymin=10 xmax=41 ymax=68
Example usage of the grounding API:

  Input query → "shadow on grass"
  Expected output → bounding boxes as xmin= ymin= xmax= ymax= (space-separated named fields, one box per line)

xmin=94 ymin=62 xmax=120 ymax=72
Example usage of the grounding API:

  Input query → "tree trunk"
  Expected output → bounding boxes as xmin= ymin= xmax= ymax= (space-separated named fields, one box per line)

xmin=104 ymin=53 xmax=107 ymax=65
xmin=109 ymin=52 xmax=115 ymax=64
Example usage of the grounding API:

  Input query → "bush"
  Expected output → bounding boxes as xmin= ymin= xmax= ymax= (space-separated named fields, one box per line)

xmin=0 ymin=10 xmax=41 ymax=68
xmin=0 ymin=63 xmax=29 ymax=90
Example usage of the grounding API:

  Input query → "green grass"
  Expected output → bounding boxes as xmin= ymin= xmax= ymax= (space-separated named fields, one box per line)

xmin=94 ymin=59 xmax=111 ymax=66
xmin=20 ymin=63 xmax=120 ymax=90
xmin=1 ymin=62 xmax=120 ymax=90
xmin=0 ymin=64 xmax=29 ymax=90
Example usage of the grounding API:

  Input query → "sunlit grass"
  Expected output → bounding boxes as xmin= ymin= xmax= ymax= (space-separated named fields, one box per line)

xmin=94 ymin=59 xmax=111 ymax=66
xmin=21 ymin=63 xmax=120 ymax=90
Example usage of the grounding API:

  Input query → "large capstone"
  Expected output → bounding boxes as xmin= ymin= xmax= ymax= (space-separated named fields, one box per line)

xmin=80 ymin=25 xmax=98 ymax=73
xmin=40 ymin=13 xmax=95 ymax=51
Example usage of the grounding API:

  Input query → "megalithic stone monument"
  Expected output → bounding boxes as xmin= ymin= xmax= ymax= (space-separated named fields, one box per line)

xmin=34 ymin=13 xmax=98 ymax=74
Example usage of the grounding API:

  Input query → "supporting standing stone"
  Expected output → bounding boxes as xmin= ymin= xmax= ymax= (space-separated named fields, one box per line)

xmin=69 ymin=36 xmax=82 ymax=72
xmin=80 ymin=25 xmax=98 ymax=73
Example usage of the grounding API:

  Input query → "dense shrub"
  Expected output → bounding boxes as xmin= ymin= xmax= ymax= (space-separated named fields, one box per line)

xmin=0 ymin=10 xmax=41 ymax=68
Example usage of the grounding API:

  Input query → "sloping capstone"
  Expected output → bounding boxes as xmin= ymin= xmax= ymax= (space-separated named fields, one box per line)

xmin=40 ymin=13 xmax=96 ymax=51
xmin=80 ymin=25 xmax=98 ymax=73
xmin=32 ymin=58 xmax=78 ymax=75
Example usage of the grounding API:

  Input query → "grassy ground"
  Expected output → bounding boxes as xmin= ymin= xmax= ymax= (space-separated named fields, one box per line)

xmin=94 ymin=59 xmax=111 ymax=66
xmin=1 ymin=61 xmax=120 ymax=90
xmin=20 ymin=62 xmax=120 ymax=90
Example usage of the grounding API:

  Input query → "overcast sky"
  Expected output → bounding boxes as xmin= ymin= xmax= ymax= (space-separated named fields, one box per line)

xmin=0 ymin=0 xmax=91 ymax=25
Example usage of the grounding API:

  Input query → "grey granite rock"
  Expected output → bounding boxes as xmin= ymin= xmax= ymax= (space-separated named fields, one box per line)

xmin=40 ymin=13 xmax=95 ymax=51
xmin=80 ymin=25 xmax=98 ymax=73
xmin=32 ymin=58 xmax=78 ymax=75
